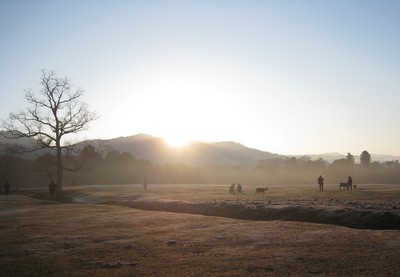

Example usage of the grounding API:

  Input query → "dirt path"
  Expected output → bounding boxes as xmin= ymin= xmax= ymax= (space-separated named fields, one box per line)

xmin=1 ymin=195 xmax=400 ymax=276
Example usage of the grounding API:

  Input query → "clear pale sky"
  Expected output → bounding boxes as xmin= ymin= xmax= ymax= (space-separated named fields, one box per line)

xmin=1 ymin=0 xmax=399 ymax=156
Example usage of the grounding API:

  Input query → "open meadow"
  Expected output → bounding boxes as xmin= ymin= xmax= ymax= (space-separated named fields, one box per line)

xmin=1 ymin=183 xmax=400 ymax=276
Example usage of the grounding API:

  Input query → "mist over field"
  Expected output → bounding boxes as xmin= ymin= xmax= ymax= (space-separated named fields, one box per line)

xmin=2 ymin=133 xmax=400 ymax=276
xmin=1 ymin=133 xmax=400 ymax=191
xmin=1 ymin=0 xmax=400 ymax=275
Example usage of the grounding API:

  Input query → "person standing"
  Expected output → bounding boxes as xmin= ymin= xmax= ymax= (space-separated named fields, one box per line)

xmin=347 ymin=176 xmax=353 ymax=190
xmin=143 ymin=177 xmax=148 ymax=191
xmin=4 ymin=180 xmax=10 ymax=195
xmin=229 ymin=183 xmax=235 ymax=194
xmin=48 ymin=181 xmax=56 ymax=200
xmin=318 ymin=175 xmax=324 ymax=191
xmin=236 ymin=183 xmax=242 ymax=194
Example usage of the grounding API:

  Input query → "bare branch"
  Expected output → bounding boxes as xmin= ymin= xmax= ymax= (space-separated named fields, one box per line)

xmin=1 ymin=70 xmax=98 ymax=196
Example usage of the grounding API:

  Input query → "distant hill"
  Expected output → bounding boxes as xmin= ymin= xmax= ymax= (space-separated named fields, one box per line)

xmin=82 ymin=134 xmax=282 ymax=167
xmin=92 ymin=135 xmax=400 ymax=165
xmin=2 ymin=132 xmax=399 ymax=165
xmin=0 ymin=131 xmax=48 ymax=159
xmin=0 ymin=131 xmax=38 ymax=148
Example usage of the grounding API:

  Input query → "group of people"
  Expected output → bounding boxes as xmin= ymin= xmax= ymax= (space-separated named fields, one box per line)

xmin=229 ymin=183 xmax=242 ymax=194
xmin=318 ymin=175 xmax=353 ymax=191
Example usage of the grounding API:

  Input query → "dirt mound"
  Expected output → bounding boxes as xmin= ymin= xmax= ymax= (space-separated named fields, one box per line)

xmin=21 ymin=189 xmax=400 ymax=230
xmin=122 ymin=199 xmax=400 ymax=230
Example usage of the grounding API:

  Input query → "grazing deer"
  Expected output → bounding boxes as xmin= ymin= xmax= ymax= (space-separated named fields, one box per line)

xmin=339 ymin=182 xmax=347 ymax=190
xmin=255 ymin=187 xmax=268 ymax=195
xmin=339 ymin=182 xmax=352 ymax=191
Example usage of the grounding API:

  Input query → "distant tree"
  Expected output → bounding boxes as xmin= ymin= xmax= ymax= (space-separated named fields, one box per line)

xmin=315 ymin=157 xmax=328 ymax=168
xmin=80 ymin=144 xmax=102 ymax=161
xmin=360 ymin=150 xmax=371 ymax=166
xmin=105 ymin=150 xmax=121 ymax=163
xmin=301 ymin=157 xmax=327 ymax=171
xmin=297 ymin=155 xmax=311 ymax=164
xmin=332 ymin=158 xmax=347 ymax=167
xmin=346 ymin=152 xmax=355 ymax=165
xmin=285 ymin=157 xmax=298 ymax=169
xmin=1 ymin=70 xmax=98 ymax=198
xmin=119 ymin=152 xmax=136 ymax=163
xmin=383 ymin=160 xmax=399 ymax=168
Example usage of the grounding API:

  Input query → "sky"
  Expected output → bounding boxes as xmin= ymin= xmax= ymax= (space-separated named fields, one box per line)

xmin=0 ymin=0 xmax=399 ymax=156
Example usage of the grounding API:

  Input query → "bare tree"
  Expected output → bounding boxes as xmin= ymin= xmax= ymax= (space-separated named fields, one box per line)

xmin=1 ymin=70 xmax=98 ymax=197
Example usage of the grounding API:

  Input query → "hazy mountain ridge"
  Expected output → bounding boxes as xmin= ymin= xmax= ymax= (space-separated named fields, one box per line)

xmin=2 ymin=132 xmax=399 ymax=165
xmin=0 ymin=131 xmax=49 ymax=159
xmin=85 ymin=134 xmax=400 ymax=166
xmin=84 ymin=134 xmax=282 ymax=166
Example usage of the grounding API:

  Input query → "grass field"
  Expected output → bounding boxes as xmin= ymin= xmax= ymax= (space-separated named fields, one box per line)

xmin=65 ymin=182 xmax=400 ymax=202
xmin=1 ymin=183 xmax=400 ymax=276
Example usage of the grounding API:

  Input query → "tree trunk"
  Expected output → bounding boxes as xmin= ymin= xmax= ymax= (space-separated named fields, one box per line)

xmin=56 ymin=144 xmax=63 ymax=199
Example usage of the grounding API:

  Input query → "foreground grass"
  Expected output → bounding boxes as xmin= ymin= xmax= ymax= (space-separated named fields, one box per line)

xmin=1 ymin=193 xmax=400 ymax=277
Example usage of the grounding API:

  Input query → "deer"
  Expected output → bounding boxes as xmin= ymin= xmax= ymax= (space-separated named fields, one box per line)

xmin=339 ymin=182 xmax=351 ymax=190
xmin=255 ymin=187 xmax=268 ymax=195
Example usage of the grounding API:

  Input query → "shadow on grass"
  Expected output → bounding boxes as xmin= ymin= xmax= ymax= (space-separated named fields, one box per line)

xmin=123 ymin=199 xmax=400 ymax=230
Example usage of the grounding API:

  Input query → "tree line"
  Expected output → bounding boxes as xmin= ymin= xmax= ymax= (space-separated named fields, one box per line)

xmin=1 ymin=144 xmax=400 ymax=191
xmin=1 ymin=71 xmax=400 ymax=198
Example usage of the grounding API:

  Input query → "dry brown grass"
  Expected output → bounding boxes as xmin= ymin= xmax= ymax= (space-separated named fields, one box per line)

xmin=1 ymin=183 xmax=400 ymax=276
xmin=67 ymin=183 xmax=400 ymax=202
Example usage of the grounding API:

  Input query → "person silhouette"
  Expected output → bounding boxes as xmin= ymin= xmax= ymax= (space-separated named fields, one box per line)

xmin=236 ymin=183 xmax=242 ymax=194
xmin=229 ymin=183 xmax=235 ymax=194
xmin=48 ymin=181 xmax=56 ymax=200
xmin=347 ymin=176 xmax=353 ymax=190
xmin=143 ymin=177 xmax=148 ymax=191
xmin=4 ymin=180 xmax=10 ymax=195
xmin=318 ymin=175 xmax=324 ymax=191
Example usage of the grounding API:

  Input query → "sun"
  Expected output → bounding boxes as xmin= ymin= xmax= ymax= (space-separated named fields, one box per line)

xmin=163 ymin=135 xmax=191 ymax=148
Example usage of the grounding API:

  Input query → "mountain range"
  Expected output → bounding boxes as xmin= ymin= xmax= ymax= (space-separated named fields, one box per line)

xmin=82 ymin=134 xmax=400 ymax=166
xmin=84 ymin=134 xmax=283 ymax=166
xmin=1 ymin=132 xmax=399 ymax=166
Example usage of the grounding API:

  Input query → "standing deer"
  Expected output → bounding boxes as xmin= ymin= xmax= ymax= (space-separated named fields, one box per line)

xmin=255 ymin=187 xmax=268 ymax=195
